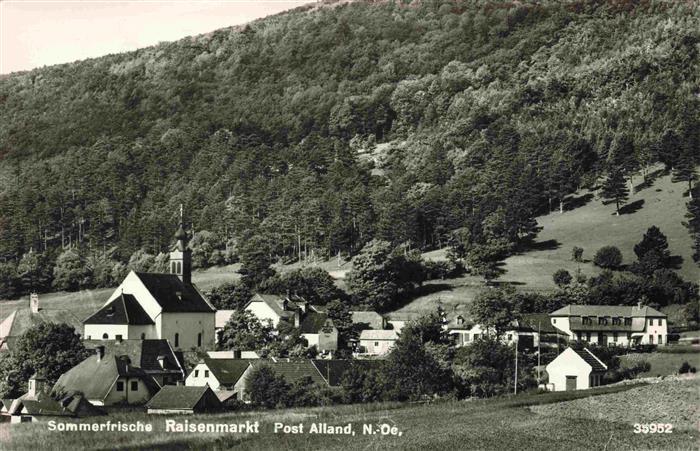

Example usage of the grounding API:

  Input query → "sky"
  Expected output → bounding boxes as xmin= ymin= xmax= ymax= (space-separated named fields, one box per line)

xmin=0 ymin=0 xmax=311 ymax=74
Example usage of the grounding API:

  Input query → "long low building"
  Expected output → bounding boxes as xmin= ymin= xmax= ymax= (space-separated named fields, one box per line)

xmin=550 ymin=304 xmax=668 ymax=346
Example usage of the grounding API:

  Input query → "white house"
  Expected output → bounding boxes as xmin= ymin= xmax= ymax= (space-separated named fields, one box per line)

xmin=244 ymin=293 xmax=300 ymax=328
xmin=83 ymin=223 xmax=216 ymax=351
xmin=446 ymin=314 xmax=568 ymax=349
xmin=550 ymin=304 xmax=668 ymax=347
xmin=53 ymin=346 xmax=160 ymax=406
xmin=359 ymin=329 xmax=399 ymax=356
xmin=186 ymin=359 xmax=253 ymax=399
xmin=545 ymin=347 xmax=608 ymax=391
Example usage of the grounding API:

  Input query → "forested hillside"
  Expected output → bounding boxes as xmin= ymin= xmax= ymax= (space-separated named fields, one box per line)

xmin=0 ymin=0 xmax=698 ymax=297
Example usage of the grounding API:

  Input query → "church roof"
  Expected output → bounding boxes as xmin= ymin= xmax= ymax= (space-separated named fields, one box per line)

xmin=83 ymin=293 xmax=154 ymax=325
xmin=134 ymin=272 xmax=215 ymax=313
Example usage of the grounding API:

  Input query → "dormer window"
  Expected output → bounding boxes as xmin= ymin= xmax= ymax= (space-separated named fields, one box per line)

xmin=624 ymin=317 xmax=632 ymax=326
xmin=612 ymin=317 xmax=621 ymax=326
xmin=456 ymin=316 xmax=464 ymax=325
xmin=598 ymin=317 xmax=608 ymax=326
xmin=582 ymin=317 xmax=592 ymax=325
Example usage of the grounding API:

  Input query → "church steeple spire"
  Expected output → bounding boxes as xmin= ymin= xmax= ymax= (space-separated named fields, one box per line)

xmin=170 ymin=204 xmax=191 ymax=284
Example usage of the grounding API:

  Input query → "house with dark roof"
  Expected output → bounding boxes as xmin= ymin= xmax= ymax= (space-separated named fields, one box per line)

xmin=82 ymin=339 xmax=186 ymax=386
xmin=550 ymin=304 xmax=668 ymax=347
xmin=146 ymin=386 xmax=222 ymax=414
xmin=300 ymin=309 xmax=338 ymax=353
xmin=53 ymin=346 xmax=161 ymax=406
xmin=186 ymin=358 xmax=253 ymax=399
xmin=244 ymin=293 xmax=300 ymax=328
xmin=5 ymin=373 xmax=104 ymax=423
xmin=545 ymin=347 xmax=608 ymax=391
xmin=83 ymin=223 xmax=216 ymax=350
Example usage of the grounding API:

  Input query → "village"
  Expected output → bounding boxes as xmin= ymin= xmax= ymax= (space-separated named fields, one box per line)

xmin=0 ymin=222 xmax=687 ymax=424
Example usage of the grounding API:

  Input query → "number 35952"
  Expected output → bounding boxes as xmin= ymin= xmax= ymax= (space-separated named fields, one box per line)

xmin=633 ymin=423 xmax=673 ymax=434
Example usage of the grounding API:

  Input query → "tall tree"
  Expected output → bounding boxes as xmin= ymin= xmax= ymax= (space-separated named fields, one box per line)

xmin=600 ymin=168 xmax=629 ymax=215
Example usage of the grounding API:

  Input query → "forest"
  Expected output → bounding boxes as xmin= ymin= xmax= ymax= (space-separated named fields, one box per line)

xmin=0 ymin=0 xmax=698 ymax=297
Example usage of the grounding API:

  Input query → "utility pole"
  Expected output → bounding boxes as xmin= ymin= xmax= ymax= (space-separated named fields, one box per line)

xmin=537 ymin=320 xmax=541 ymax=385
xmin=514 ymin=337 xmax=518 ymax=395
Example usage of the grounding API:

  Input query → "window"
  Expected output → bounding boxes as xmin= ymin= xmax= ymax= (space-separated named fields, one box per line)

xmin=576 ymin=332 xmax=582 ymax=341
xmin=658 ymin=319 xmax=663 ymax=326
xmin=174 ymin=333 xmax=179 ymax=347
xmin=598 ymin=317 xmax=608 ymax=325
xmin=624 ymin=318 xmax=632 ymax=326
xmin=464 ymin=333 xmax=470 ymax=342
xmin=197 ymin=333 xmax=202 ymax=347
xmin=116 ymin=335 xmax=122 ymax=341
xmin=102 ymin=333 xmax=108 ymax=339
xmin=194 ymin=370 xmax=199 ymax=377
xmin=613 ymin=332 xmax=618 ymax=342
xmin=627 ymin=332 xmax=632 ymax=341
xmin=204 ymin=370 xmax=209 ymax=377
xmin=171 ymin=262 xmax=176 ymax=273
xmin=552 ymin=319 xmax=556 ymax=324
xmin=176 ymin=262 xmax=182 ymax=274
xmin=612 ymin=317 xmax=621 ymax=326
xmin=116 ymin=381 xmax=124 ymax=392
xmin=131 ymin=381 xmax=138 ymax=391
xmin=586 ymin=332 xmax=591 ymax=341
xmin=658 ymin=335 xmax=663 ymax=344
xmin=374 ymin=341 xmax=379 ymax=347
xmin=141 ymin=333 xmax=146 ymax=340
xmin=582 ymin=317 xmax=592 ymax=325
xmin=649 ymin=319 xmax=653 ymax=326
xmin=649 ymin=335 xmax=654 ymax=344
xmin=507 ymin=334 xmax=513 ymax=341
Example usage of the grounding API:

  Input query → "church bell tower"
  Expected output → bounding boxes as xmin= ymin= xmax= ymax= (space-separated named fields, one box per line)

xmin=170 ymin=205 xmax=192 ymax=284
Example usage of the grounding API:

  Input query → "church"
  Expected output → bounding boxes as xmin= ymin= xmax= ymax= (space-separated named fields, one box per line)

xmin=83 ymin=221 xmax=216 ymax=351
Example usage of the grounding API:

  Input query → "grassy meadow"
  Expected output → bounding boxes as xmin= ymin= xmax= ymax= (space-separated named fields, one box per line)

xmin=621 ymin=352 xmax=700 ymax=378
xmin=2 ymin=380 xmax=697 ymax=450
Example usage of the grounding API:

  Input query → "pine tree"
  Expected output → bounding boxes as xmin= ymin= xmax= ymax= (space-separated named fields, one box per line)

xmin=672 ymin=140 xmax=698 ymax=199
xmin=600 ymin=168 xmax=629 ymax=215
xmin=684 ymin=187 xmax=700 ymax=265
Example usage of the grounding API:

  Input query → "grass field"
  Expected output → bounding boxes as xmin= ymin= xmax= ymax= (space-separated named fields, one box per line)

xmin=2 ymin=380 xmax=697 ymax=450
xmin=621 ymin=352 xmax=700 ymax=377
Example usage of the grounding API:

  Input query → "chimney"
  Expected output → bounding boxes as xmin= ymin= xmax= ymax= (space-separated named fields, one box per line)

xmin=637 ymin=300 xmax=643 ymax=309
xmin=233 ymin=349 xmax=242 ymax=359
xmin=28 ymin=373 xmax=47 ymax=399
xmin=157 ymin=355 xmax=166 ymax=369
xmin=96 ymin=345 xmax=105 ymax=362
xmin=294 ymin=311 xmax=300 ymax=328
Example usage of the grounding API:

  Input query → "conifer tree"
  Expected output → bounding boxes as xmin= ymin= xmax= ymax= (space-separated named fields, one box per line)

xmin=600 ymin=168 xmax=629 ymax=215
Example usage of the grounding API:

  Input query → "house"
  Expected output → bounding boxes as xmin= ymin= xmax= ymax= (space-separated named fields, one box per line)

xmin=514 ymin=313 xmax=569 ymax=349
xmin=228 ymin=360 xmax=328 ymax=402
xmin=300 ymin=310 xmax=338 ymax=353
xmin=244 ymin=293 xmax=300 ymax=328
xmin=311 ymin=359 xmax=383 ymax=386
xmin=186 ymin=358 xmax=253 ymax=397
xmin=550 ymin=304 xmax=668 ymax=346
xmin=5 ymin=373 xmax=104 ymax=423
xmin=83 ymin=222 xmax=216 ymax=351
xmin=146 ymin=386 xmax=222 ymax=414
xmin=351 ymin=311 xmax=386 ymax=330
xmin=82 ymin=339 xmax=187 ymax=386
xmin=0 ymin=309 xmax=17 ymax=352
xmin=358 ymin=329 xmax=399 ymax=356
xmin=385 ymin=312 xmax=422 ymax=333
xmin=445 ymin=315 xmax=490 ymax=346
xmin=545 ymin=347 xmax=608 ymax=391
xmin=53 ymin=346 xmax=160 ymax=406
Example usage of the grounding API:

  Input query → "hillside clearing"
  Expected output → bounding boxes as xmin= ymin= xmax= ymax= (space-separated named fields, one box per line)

xmin=621 ymin=352 xmax=700 ymax=378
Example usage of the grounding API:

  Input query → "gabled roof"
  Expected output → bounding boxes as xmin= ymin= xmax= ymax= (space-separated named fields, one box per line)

xmin=300 ymin=311 xmax=330 ymax=334
xmin=445 ymin=315 xmax=474 ymax=331
xmin=201 ymin=358 xmax=251 ymax=385
xmin=215 ymin=310 xmax=236 ymax=329
xmin=246 ymin=293 xmax=298 ymax=319
xmin=54 ymin=354 xmax=159 ymax=401
xmin=311 ymin=360 xmax=384 ymax=386
xmin=0 ymin=310 xmax=17 ymax=338
xmin=146 ymin=386 xmax=220 ymax=410
xmin=516 ymin=313 xmax=566 ymax=335
xmin=250 ymin=361 xmax=327 ymax=386
xmin=550 ymin=305 xmax=665 ymax=317
xmin=82 ymin=339 xmax=185 ymax=374
xmin=15 ymin=394 xmax=105 ymax=417
xmin=83 ymin=293 xmax=154 ymax=325
xmin=572 ymin=348 xmax=608 ymax=372
xmin=133 ymin=272 xmax=215 ymax=313
xmin=351 ymin=311 xmax=385 ymax=330
xmin=360 ymin=329 xmax=399 ymax=341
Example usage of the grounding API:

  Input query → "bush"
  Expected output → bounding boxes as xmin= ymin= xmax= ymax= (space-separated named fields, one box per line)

xmin=679 ymin=361 xmax=696 ymax=374
xmin=245 ymin=365 xmax=289 ymax=408
xmin=593 ymin=246 xmax=623 ymax=269
xmin=571 ymin=246 xmax=584 ymax=262
xmin=552 ymin=269 xmax=572 ymax=287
